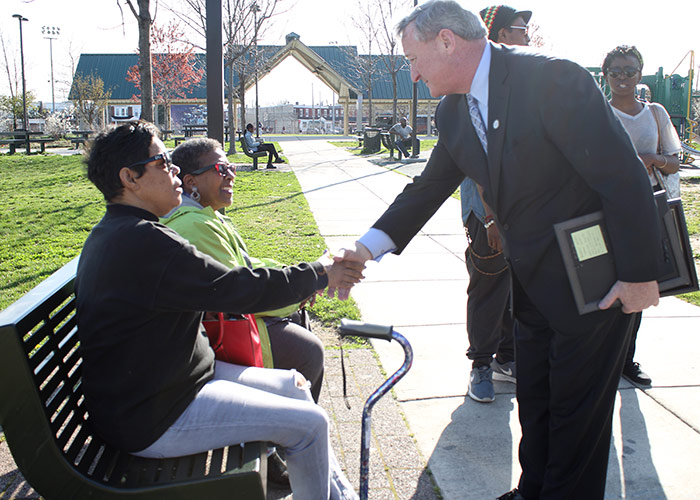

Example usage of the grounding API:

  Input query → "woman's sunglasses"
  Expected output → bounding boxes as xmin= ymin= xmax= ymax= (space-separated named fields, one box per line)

xmin=606 ymin=67 xmax=640 ymax=79
xmin=190 ymin=162 xmax=236 ymax=177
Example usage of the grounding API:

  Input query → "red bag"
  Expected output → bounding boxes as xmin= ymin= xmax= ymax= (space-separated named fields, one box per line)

xmin=202 ymin=312 xmax=264 ymax=367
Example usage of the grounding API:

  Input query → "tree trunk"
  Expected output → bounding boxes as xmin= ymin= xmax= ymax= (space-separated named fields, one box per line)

xmin=137 ymin=0 xmax=153 ymax=122
xmin=238 ymin=75 xmax=247 ymax=131
xmin=227 ymin=60 xmax=237 ymax=154
xmin=392 ymin=72 xmax=398 ymax=124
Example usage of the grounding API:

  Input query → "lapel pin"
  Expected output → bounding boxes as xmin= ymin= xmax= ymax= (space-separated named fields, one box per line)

xmin=492 ymin=119 xmax=500 ymax=130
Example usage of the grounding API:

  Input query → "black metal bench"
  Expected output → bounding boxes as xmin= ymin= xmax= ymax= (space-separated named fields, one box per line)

xmin=0 ymin=138 xmax=26 ymax=154
xmin=173 ymin=136 xmax=186 ymax=146
xmin=0 ymin=257 xmax=267 ymax=500
xmin=238 ymin=134 xmax=268 ymax=169
xmin=380 ymin=132 xmax=418 ymax=160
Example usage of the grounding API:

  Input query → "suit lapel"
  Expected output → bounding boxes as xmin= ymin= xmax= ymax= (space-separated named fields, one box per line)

xmin=487 ymin=44 xmax=511 ymax=210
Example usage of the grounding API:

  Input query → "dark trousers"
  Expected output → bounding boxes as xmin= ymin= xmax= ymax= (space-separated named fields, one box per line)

xmin=465 ymin=212 xmax=514 ymax=367
xmin=513 ymin=276 xmax=633 ymax=500
xmin=395 ymin=137 xmax=420 ymax=158
xmin=257 ymin=143 xmax=280 ymax=165
xmin=625 ymin=312 xmax=643 ymax=365
xmin=264 ymin=314 xmax=324 ymax=402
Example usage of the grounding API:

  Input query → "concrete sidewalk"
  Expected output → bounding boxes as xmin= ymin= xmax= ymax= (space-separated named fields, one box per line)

xmin=284 ymin=137 xmax=700 ymax=500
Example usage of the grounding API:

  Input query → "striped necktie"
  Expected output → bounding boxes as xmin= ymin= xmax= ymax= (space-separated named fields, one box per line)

xmin=467 ymin=94 xmax=487 ymax=154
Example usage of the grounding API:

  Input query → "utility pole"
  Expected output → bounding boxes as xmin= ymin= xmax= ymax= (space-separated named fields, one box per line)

xmin=13 ymin=14 xmax=30 ymax=154
xmin=411 ymin=0 xmax=418 ymax=156
xmin=42 ymin=25 xmax=60 ymax=113
xmin=252 ymin=2 xmax=260 ymax=138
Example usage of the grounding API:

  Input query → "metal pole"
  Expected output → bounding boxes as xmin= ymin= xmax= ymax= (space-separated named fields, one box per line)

xmin=205 ymin=0 xmax=224 ymax=145
xmin=13 ymin=14 xmax=29 ymax=153
xmin=253 ymin=3 xmax=260 ymax=138
xmin=42 ymin=26 xmax=60 ymax=114
xmin=411 ymin=0 xmax=418 ymax=156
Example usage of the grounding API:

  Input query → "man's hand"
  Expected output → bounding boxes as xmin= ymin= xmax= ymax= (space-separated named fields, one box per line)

xmin=599 ymin=280 xmax=659 ymax=313
xmin=316 ymin=248 xmax=366 ymax=300
xmin=486 ymin=225 xmax=503 ymax=252
xmin=329 ymin=242 xmax=372 ymax=299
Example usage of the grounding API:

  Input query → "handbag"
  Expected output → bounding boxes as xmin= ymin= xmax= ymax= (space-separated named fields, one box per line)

xmin=649 ymin=103 xmax=681 ymax=198
xmin=202 ymin=312 xmax=264 ymax=367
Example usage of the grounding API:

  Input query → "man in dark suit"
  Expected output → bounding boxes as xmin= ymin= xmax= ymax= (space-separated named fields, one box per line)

xmin=335 ymin=1 xmax=661 ymax=499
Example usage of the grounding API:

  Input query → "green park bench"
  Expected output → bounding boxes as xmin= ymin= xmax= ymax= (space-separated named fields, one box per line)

xmin=0 ymin=257 xmax=267 ymax=500
xmin=238 ymin=133 xmax=268 ymax=169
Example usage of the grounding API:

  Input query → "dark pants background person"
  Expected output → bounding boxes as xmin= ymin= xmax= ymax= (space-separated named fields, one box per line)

xmin=257 ymin=143 xmax=282 ymax=167
xmin=465 ymin=212 xmax=514 ymax=367
xmin=396 ymin=137 xmax=420 ymax=158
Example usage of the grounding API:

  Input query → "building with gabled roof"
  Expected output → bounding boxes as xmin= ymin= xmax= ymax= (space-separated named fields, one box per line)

xmin=70 ymin=33 xmax=439 ymax=134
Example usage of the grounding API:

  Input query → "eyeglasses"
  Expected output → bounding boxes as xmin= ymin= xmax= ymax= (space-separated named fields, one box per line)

xmin=509 ymin=25 xmax=529 ymax=33
xmin=126 ymin=152 xmax=178 ymax=174
xmin=606 ymin=67 xmax=640 ymax=79
xmin=190 ymin=162 xmax=236 ymax=177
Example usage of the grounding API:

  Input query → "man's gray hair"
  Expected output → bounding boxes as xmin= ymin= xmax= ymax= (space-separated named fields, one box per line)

xmin=396 ymin=0 xmax=486 ymax=42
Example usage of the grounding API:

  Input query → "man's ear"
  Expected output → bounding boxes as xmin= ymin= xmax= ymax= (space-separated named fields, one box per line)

xmin=118 ymin=167 xmax=142 ymax=193
xmin=437 ymin=28 xmax=456 ymax=52
xmin=496 ymin=28 xmax=508 ymax=44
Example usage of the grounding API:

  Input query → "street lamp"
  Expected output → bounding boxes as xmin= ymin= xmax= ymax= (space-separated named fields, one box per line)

xmin=13 ymin=14 xmax=29 ymax=153
xmin=252 ymin=2 xmax=260 ymax=138
xmin=42 ymin=25 xmax=60 ymax=113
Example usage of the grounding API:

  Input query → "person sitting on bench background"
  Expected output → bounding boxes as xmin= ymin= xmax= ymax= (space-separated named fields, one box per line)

xmin=388 ymin=117 xmax=420 ymax=158
xmin=244 ymin=122 xmax=285 ymax=169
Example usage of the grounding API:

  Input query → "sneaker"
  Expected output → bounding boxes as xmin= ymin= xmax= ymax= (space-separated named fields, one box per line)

xmin=267 ymin=450 xmax=290 ymax=489
xmin=497 ymin=488 xmax=527 ymax=500
xmin=468 ymin=365 xmax=495 ymax=403
xmin=492 ymin=358 xmax=516 ymax=384
xmin=622 ymin=361 xmax=652 ymax=385
xmin=266 ymin=164 xmax=277 ymax=169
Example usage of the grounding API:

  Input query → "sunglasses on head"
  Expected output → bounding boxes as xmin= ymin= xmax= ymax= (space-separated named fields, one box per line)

xmin=126 ymin=152 xmax=178 ymax=174
xmin=190 ymin=162 xmax=236 ymax=177
xmin=606 ymin=66 xmax=640 ymax=79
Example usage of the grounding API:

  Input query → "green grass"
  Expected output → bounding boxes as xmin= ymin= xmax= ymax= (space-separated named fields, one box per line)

xmin=678 ymin=177 xmax=700 ymax=305
xmin=328 ymin=138 xmax=437 ymax=156
xmin=0 ymin=152 xmax=359 ymax=327
xmin=227 ymin=169 xmax=361 ymax=323
xmin=0 ymin=154 xmax=104 ymax=309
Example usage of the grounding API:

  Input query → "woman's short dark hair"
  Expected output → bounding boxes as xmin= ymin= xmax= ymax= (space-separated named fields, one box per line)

xmin=602 ymin=45 xmax=644 ymax=75
xmin=171 ymin=137 xmax=222 ymax=179
xmin=85 ymin=120 xmax=160 ymax=201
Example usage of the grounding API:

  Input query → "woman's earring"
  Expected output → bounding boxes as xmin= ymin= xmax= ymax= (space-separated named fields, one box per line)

xmin=191 ymin=186 xmax=201 ymax=202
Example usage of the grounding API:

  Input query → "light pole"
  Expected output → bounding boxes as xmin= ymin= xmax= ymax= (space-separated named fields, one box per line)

xmin=42 ymin=25 xmax=60 ymax=113
xmin=13 ymin=14 xmax=29 ymax=153
xmin=252 ymin=2 xmax=260 ymax=138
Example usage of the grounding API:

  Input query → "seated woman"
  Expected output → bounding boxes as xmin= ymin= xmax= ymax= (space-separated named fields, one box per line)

xmin=244 ymin=122 xmax=284 ymax=168
xmin=163 ymin=137 xmax=324 ymax=402
xmin=76 ymin=120 xmax=361 ymax=500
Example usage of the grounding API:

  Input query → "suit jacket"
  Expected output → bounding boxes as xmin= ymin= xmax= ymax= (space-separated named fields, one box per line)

xmin=372 ymin=43 xmax=661 ymax=334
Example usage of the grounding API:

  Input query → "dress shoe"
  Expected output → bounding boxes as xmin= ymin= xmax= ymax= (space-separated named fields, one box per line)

xmin=497 ymin=488 xmax=527 ymax=500
xmin=266 ymin=164 xmax=277 ymax=169
xmin=622 ymin=361 xmax=652 ymax=385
